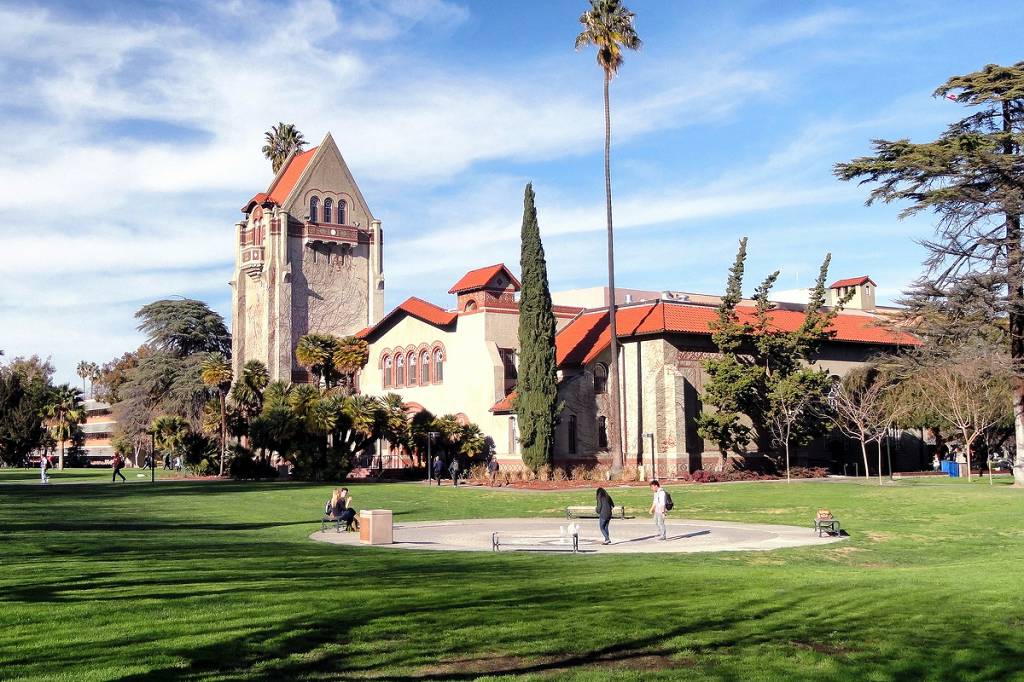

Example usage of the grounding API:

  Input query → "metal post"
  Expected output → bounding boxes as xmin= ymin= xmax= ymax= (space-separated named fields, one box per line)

xmin=150 ymin=431 xmax=156 ymax=484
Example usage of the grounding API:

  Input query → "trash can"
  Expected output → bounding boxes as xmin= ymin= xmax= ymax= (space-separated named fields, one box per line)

xmin=359 ymin=509 xmax=393 ymax=545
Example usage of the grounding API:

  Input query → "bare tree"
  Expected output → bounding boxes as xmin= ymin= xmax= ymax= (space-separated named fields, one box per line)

xmin=914 ymin=350 xmax=1011 ymax=481
xmin=828 ymin=368 xmax=903 ymax=484
xmin=768 ymin=369 xmax=833 ymax=482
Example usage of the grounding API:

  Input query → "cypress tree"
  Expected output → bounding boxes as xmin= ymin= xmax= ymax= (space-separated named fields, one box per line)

xmin=515 ymin=183 xmax=560 ymax=471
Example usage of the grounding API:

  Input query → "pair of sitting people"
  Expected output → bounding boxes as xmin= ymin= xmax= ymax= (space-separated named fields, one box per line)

xmin=326 ymin=487 xmax=359 ymax=530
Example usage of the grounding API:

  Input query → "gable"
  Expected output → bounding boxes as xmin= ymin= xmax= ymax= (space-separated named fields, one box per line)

xmin=280 ymin=134 xmax=376 ymax=226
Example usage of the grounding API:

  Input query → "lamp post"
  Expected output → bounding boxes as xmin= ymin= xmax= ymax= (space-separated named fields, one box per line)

xmin=150 ymin=430 xmax=156 ymax=484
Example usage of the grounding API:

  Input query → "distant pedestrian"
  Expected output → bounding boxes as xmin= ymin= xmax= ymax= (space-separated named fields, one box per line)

xmin=649 ymin=479 xmax=668 ymax=541
xmin=596 ymin=487 xmax=614 ymax=545
xmin=163 ymin=453 xmax=171 ymax=470
xmin=932 ymin=454 xmax=940 ymax=471
xmin=432 ymin=456 xmax=444 ymax=486
xmin=487 ymin=457 xmax=499 ymax=486
xmin=173 ymin=456 xmax=183 ymax=472
xmin=112 ymin=453 xmax=127 ymax=482
xmin=40 ymin=455 xmax=50 ymax=484
xmin=449 ymin=457 xmax=461 ymax=487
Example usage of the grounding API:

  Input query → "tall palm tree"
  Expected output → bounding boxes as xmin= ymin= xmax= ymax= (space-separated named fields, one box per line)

xmin=262 ymin=123 xmax=308 ymax=174
xmin=45 ymin=385 xmax=85 ymax=470
xmin=151 ymin=415 xmax=190 ymax=466
xmin=200 ymin=353 xmax=233 ymax=476
xmin=87 ymin=362 xmax=100 ymax=398
xmin=76 ymin=361 xmax=90 ymax=394
xmin=295 ymin=333 xmax=340 ymax=387
xmin=575 ymin=0 xmax=641 ymax=474
xmin=332 ymin=336 xmax=370 ymax=395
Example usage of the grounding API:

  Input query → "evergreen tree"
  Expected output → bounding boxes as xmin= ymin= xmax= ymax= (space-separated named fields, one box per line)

xmin=515 ymin=183 xmax=560 ymax=471
xmin=834 ymin=62 xmax=1024 ymax=485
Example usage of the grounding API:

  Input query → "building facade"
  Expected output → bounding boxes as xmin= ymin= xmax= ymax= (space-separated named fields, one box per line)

xmin=231 ymin=133 xmax=384 ymax=383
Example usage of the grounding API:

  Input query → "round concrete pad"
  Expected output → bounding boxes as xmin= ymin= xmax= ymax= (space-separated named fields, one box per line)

xmin=311 ymin=517 xmax=844 ymax=554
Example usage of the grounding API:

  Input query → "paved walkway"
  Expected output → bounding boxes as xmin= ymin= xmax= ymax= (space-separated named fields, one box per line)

xmin=311 ymin=517 xmax=844 ymax=554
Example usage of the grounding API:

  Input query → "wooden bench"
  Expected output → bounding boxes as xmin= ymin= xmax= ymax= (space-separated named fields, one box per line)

xmin=321 ymin=516 xmax=354 ymax=533
xmin=492 ymin=531 xmax=579 ymax=553
xmin=565 ymin=505 xmax=628 ymax=520
xmin=814 ymin=518 xmax=841 ymax=537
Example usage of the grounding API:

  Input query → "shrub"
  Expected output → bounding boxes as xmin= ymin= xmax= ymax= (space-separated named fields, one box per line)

xmin=592 ymin=464 xmax=610 ymax=481
xmin=468 ymin=464 xmax=487 ymax=483
xmin=553 ymin=467 xmax=568 ymax=481
xmin=537 ymin=464 xmax=552 ymax=482
xmin=622 ymin=465 xmax=639 ymax=482
xmin=570 ymin=465 xmax=591 ymax=481
xmin=789 ymin=466 xmax=829 ymax=479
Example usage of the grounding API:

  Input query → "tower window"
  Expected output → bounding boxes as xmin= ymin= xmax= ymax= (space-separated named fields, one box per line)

xmin=323 ymin=198 xmax=333 ymax=224
xmin=338 ymin=200 xmax=346 ymax=225
xmin=309 ymin=196 xmax=319 ymax=223
xmin=593 ymin=363 xmax=608 ymax=394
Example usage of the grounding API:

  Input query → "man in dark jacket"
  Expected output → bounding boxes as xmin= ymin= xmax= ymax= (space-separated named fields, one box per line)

xmin=111 ymin=453 xmax=127 ymax=482
xmin=449 ymin=457 xmax=461 ymax=487
xmin=432 ymin=456 xmax=444 ymax=486
xmin=596 ymin=487 xmax=614 ymax=545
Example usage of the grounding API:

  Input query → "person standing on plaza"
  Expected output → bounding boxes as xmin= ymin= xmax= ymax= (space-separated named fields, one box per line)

xmin=111 ymin=453 xmax=127 ymax=482
xmin=40 ymin=455 xmax=50 ymax=484
xmin=487 ymin=457 xmax=500 ymax=486
xmin=648 ymin=479 xmax=668 ymax=541
xmin=432 ymin=455 xmax=444 ymax=486
xmin=596 ymin=487 xmax=614 ymax=545
xmin=449 ymin=457 xmax=461 ymax=487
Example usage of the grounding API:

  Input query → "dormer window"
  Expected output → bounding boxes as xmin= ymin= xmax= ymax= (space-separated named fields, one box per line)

xmin=323 ymin=198 xmax=333 ymax=224
xmin=309 ymin=196 xmax=319 ymax=223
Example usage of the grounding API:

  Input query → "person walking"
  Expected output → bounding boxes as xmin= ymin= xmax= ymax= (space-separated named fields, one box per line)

xmin=432 ymin=456 xmax=444 ymax=486
xmin=111 ymin=453 xmax=127 ymax=482
xmin=487 ymin=457 xmax=500 ymax=486
xmin=449 ymin=457 xmax=461 ymax=487
xmin=596 ymin=487 xmax=614 ymax=545
xmin=649 ymin=479 xmax=668 ymax=541
xmin=40 ymin=455 xmax=50 ymax=484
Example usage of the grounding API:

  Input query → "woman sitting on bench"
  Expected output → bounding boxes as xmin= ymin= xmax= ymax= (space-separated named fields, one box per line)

xmin=328 ymin=488 xmax=359 ymax=531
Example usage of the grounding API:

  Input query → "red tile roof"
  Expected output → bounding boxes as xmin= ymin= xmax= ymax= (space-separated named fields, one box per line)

xmin=491 ymin=391 xmax=516 ymax=414
xmin=830 ymin=276 xmax=875 ymax=288
xmin=448 ymin=263 xmax=521 ymax=294
xmin=267 ymin=147 xmax=318 ymax=205
xmin=241 ymin=192 xmax=270 ymax=212
xmin=358 ymin=296 xmax=457 ymax=341
xmin=555 ymin=301 xmax=919 ymax=367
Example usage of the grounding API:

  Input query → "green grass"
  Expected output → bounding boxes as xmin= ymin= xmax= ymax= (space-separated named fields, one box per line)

xmin=1 ymin=471 xmax=1022 ymax=681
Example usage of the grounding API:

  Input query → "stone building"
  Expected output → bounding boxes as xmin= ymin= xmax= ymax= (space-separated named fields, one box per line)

xmin=231 ymin=133 xmax=384 ymax=383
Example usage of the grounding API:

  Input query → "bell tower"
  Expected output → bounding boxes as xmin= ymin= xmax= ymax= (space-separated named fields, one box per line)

xmin=231 ymin=133 xmax=385 ymax=382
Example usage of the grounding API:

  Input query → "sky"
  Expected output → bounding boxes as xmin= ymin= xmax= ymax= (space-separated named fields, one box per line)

xmin=2 ymin=0 xmax=1022 ymax=385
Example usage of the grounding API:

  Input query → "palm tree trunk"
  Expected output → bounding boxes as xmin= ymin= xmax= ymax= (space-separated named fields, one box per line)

xmin=219 ymin=391 xmax=227 ymax=477
xmin=59 ymin=439 xmax=65 ymax=470
xmin=603 ymin=71 xmax=624 ymax=475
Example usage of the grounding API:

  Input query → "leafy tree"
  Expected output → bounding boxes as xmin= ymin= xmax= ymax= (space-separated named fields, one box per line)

xmin=697 ymin=240 xmax=848 ymax=469
xmin=95 ymin=350 xmax=143 ymax=403
xmin=834 ymin=62 xmax=1024 ymax=485
xmin=296 ymin=333 xmax=340 ymax=387
xmin=409 ymin=408 xmax=437 ymax=467
xmin=0 ymin=370 xmax=46 ymax=466
xmin=200 ymin=352 xmax=232 ymax=476
xmin=135 ymin=299 xmax=231 ymax=357
xmin=332 ymin=336 xmax=370 ymax=395
xmin=151 ymin=414 xmax=190 ymax=463
xmin=44 ymin=385 xmax=85 ymax=470
xmin=768 ymin=369 xmax=834 ymax=481
xmin=576 ymin=0 xmax=641 ymax=473
xmin=231 ymin=360 xmax=270 ymax=426
xmin=262 ymin=122 xmax=307 ymax=174
xmin=514 ymin=184 xmax=560 ymax=472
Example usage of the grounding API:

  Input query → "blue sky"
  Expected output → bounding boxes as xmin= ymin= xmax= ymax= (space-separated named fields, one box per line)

xmin=2 ymin=0 xmax=1023 ymax=384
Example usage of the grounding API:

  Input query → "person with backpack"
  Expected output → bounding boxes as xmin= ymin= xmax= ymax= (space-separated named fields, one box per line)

xmin=648 ymin=479 xmax=673 ymax=541
xmin=111 ymin=453 xmax=127 ymax=482
xmin=595 ymin=487 xmax=615 ymax=545
xmin=432 ymin=455 xmax=444 ymax=486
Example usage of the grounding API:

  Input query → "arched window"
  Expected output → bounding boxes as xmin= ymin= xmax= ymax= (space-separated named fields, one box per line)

xmin=421 ymin=351 xmax=431 ymax=384
xmin=464 ymin=299 xmax=477 ymax=312
xmin=396 ymin=354 xmax=405 ymax=386
xmin=309 ymin=196 xmax=319 ymax=223
xmin=383 ymin=356 xmax=392 ymax=388
xmin=337 ymin=200 xmax=346 ymax=225
xmin=593 ymin=363 xmax=608 ymax=394
xmin=407 ymin=352 xmax=417 ymax=385
xmin=434 ymin=349 xmax=444 ymax=383
xmin=323 ymin=198 xmax=333 ymax=224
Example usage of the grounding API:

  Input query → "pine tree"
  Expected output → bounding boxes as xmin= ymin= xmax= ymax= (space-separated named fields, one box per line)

xmin=835 ymin=62 xmax=1024 ymax=485
xmin=515 ymin=183 xmax=560 ymax=471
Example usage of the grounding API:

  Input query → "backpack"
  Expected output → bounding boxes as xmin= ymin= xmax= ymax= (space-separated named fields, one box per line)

xmin=663 ymin=491 xmax=674 ymax=512
xmin=325 ymin=500 xmax=334 ymax=516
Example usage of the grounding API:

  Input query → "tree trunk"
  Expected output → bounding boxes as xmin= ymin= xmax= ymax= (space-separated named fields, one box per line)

xmin=218 ymin=391 xmax=227 ymax=477
xmin=59 ymin=439 xmax=65 ymax=470
xmin=877 ymin=439 xmax=883 ymax=486
xmin=860 ymin=438 xmax=869 ymax=480
xmin=965 ymin=439 xmax=973 ymax=482
xmin=784 ymin=439 xmax=791 ymax=483
xmin=602 ymin=72 xmax=624 ymax=475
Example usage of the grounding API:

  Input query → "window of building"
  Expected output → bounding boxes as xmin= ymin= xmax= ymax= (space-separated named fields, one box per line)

xmin=597 ymin=416 xmax=608 ymax=449
xmin=383 ymin=356 xmax=392 ymax=388
xmin=396 ymin=354 xmax=405 ymax=386
xmin=309 ymin=196 xmax=319 ymax=223
xmin=407 ymin=352 xmax=417 ymax=386
xmin=464 ymin=299 xmax=477 ymax=312
xmin=421 ymin=351 xmax=430 ymax=384
xmin=323 ymin=198 xmax=333 ymax=224
xmin=498 ymin=347 xmax=517 ymax=394
xmin=568 ymin=414 xmax=577 ymax=454
xmin=338 ymin=200 xmax=347 ymax=225
xmin=434 ymin=349 xmax=444 ymax=382
xmin=593 ymin=363 xmax=608 ymax=394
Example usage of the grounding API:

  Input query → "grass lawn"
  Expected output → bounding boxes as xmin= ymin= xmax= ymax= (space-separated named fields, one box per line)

xmin=1 ymin=471 xmax=1022 ymax=681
